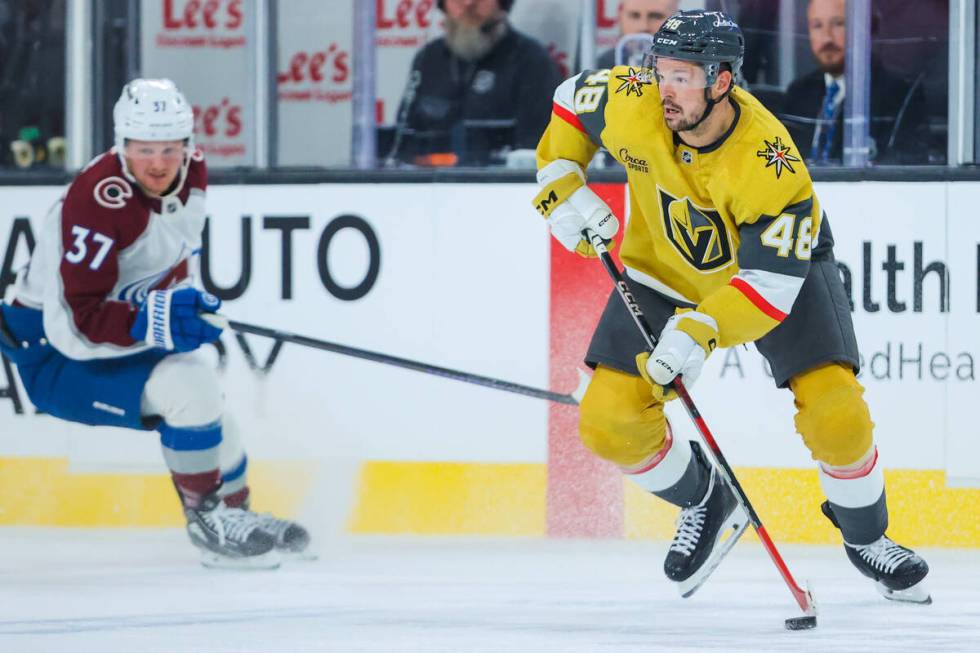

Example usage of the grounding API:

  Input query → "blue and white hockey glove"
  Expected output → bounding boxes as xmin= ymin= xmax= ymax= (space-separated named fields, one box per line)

xmin=131 ymin=287 xmax=224 ymax=352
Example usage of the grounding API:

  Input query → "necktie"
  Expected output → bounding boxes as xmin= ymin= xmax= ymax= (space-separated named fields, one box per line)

xmin=811 ymin=80 xmax=840 ymax=162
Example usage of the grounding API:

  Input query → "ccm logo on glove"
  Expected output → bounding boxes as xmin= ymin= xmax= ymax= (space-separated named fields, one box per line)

xmin=533 ymin=159 xmax=621 ymax=258
xmin=536 ymin=190 xmax=560 ymax=216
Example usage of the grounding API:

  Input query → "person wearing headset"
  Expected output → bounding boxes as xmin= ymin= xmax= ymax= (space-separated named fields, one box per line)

xmin=387 ymin=0 xmax=561 ymax=166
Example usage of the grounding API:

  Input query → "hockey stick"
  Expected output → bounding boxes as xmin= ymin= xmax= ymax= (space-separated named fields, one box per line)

xmin=200 ymin=314 xmax=587 ymax=406
xmin=584 ymin=229 xmax=817 ymax=617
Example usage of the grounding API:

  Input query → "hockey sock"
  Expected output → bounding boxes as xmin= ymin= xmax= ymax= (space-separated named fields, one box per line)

xmin=218 ymin=454 xmax=250 ymax=507
xmin=159 ymin=421 xmax=223 ymax=509
xmin=819 ymin=446 xmax=888 ymax=545
xmin=623 ymin=423 xmax=711 ymax=508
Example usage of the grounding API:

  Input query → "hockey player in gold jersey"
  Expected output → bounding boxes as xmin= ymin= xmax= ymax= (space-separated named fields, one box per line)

xmin=533 ymin=11 xmax=930 ymax=603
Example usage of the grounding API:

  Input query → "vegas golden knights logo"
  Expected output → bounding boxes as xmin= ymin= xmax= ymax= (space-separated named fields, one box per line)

xmin=658 ymin=187 xmax=733 ymax=271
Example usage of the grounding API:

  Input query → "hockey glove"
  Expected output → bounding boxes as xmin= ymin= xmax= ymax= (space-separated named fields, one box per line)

xmin=533 ymin=159 xmax=619 ymax=257
xmin=636 ymin=310 xmax=719 ymax=401
xmin=131 ymin=287 xmax=224 ymax=352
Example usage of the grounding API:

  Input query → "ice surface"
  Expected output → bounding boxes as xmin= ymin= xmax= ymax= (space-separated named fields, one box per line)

xmin=0 ymin=529 xmax=977 ymax=652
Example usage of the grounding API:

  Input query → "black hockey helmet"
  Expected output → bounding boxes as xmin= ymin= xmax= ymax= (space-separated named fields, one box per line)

xmin=438 ymin=0 xmax=515 ymax=11
xmin=648 ymin=10 xmax=744 ymax=85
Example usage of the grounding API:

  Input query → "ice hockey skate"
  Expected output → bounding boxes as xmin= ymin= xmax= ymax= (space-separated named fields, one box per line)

xmin=252 ymin=511 xmax=315 ymax=561
xmin=821 ymin=502 xmax=931 ymax=604
xmin=665 ymin=465 xmax=749 ymax=598
xmin=185 ymin=492 xmax=281 ymax=570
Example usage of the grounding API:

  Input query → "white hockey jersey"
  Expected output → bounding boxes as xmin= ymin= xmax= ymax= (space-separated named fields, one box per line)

xmin=13 ymin=149 xmax=208 ymax=361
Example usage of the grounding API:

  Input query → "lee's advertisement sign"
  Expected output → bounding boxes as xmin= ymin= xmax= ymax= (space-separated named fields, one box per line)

xmin=375 ymin=0 xmax=440 ymax=125
xmin=155 ymin=0 xmax=246 ymax=49
xmin=276 ymin=0 xmax=354 ymax=166
xmin=596 ymin=0 xmax=622 ymax=51
xmin=275 ymin=0 xmax=438 ymax=164
xmin=274 ymin=0 xmax=583 ymax=165
xmin=141 ymin=0 xmax=253 ymax=166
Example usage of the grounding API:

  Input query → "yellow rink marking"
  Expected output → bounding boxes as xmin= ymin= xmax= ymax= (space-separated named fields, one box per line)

xmin=1 ymin=458 xmax=977 ymax=547
xmin=348 ymin=462 xmax=547 ymax=535
xmin=0 ymin=457 xmax=314 ymax=526
xmin=623 ymin=468 xmax=980 ymax=547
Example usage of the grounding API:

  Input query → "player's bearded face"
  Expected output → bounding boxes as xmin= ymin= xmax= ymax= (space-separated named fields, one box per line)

xmin=124 ymin=139 xmax=186 ymax=196
xmin=656 ymin=59 xmax=711 ymax=132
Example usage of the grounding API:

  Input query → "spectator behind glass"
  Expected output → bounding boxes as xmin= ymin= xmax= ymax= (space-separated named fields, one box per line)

xmin=596 ymin=0 xmax=679 ymax=69
xmin=781 ymin=0 xmax=928 ymax=165
xmin=0 ymin=0 xmax=66 ymax=170
xmin=386 ymin=0 xmax=560 ymax=167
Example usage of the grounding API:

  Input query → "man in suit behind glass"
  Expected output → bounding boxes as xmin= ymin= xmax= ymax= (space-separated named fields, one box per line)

xmin=596 ymin=0 xmax=679 ymax=69
xmin=781 ymin=0 xmax=928 ymax=165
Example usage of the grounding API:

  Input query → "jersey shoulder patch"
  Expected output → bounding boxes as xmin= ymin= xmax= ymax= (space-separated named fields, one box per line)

xmin=609 ymin=65 xmax=655 ymax=98
xmin=720 ymin=90 xmax=815 ymax=222
xmin=733 ymin=88 xmax=808 ymax=182
xmin=62 ymin=152 xmax=149 ymax=248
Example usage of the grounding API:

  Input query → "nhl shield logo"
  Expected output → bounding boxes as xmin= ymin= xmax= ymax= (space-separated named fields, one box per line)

xmin=658 ymin=187 xmax=733 ymax=272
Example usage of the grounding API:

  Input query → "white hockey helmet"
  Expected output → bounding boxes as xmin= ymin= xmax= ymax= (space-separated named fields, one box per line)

xmin=113 ymin=78 xmax=195 ymax=152
xmin=113 ymin=79 xmax=196 ymax=197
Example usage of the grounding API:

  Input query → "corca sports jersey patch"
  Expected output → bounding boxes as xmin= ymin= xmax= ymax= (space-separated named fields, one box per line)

xmin=658 ymin=186 xmax=733 ymax=272
xmin=619 ymin=148 xmax=649 ymax=173
xmin=756 ymin=136 xmax=800 ymax=179
xmin=614 ymin=67 xmax=652 ymax=97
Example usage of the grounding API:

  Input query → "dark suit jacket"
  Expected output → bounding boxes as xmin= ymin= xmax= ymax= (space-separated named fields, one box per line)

xmin=780 ymin=63 xmax=928 ymax=164
xmin=596 ymin=48 xmax=616 ymax=70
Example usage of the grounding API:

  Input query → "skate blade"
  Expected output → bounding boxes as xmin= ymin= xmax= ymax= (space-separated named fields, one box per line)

xmin=280 ymin=550 xmax=319 ymax=562
xmin=200 ymin=549 xmax=281 ymax=570
xmin=877 ymin=579 xmax=932 ymax=605
xmin=677 ymin=507 xmax=750 ymax=598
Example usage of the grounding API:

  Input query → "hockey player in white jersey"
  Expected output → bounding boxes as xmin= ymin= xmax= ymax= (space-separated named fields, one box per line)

xmin=0 ymin=79 xmax=310 ymax=569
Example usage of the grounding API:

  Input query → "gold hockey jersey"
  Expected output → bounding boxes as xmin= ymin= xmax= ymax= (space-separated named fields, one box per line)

xmin=536 ymin=66 xmax=825 ymax=348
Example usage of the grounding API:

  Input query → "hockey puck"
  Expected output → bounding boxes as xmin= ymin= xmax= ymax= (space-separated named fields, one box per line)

xmin=784 ymin=615 xmax=817 ymax=631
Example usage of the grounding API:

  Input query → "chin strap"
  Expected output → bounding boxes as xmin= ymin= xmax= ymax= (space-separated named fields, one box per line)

xmin=160 ymin=151 xmax=193 ymax=199
xmin=686 ymin=86 xmax=732 ymax=132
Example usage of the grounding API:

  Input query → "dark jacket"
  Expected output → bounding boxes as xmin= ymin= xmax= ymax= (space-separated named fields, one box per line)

xmin=390 ymin=26 xmax=560 ymax=166
xmin=780 ymin=63 xmax=928 ymax=164
xmin=596 ymin=48 xmax=616 ymax=70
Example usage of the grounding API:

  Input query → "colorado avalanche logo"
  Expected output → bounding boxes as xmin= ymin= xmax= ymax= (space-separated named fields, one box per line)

xmin=118 ymin=269 xmax=171 ymax=305
xmin=93 ymin=176 xmax=133 ymax=209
